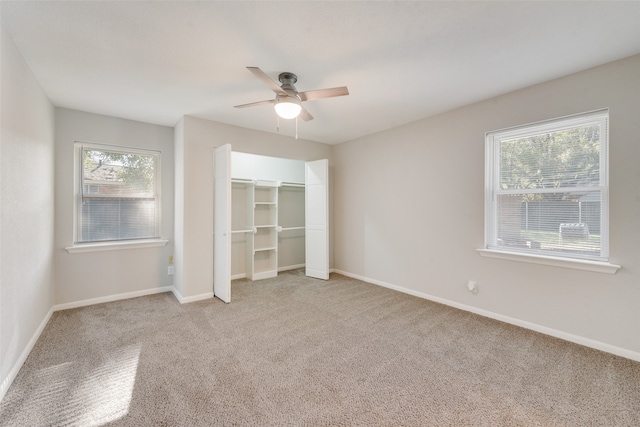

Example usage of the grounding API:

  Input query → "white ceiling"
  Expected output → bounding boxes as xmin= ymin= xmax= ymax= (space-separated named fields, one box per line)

xmin=2 ymin=1 xmax=640 ymax=145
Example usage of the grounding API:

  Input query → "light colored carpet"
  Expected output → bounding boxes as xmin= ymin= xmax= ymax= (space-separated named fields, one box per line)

xmin=1 ymin=270 xmax=639 ymax=426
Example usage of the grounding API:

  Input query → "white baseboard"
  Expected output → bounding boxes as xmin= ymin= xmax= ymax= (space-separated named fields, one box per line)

xmin=54 ymin=286 xmax=175 ymax=311
xmin=332 ymin=269 xmax=640 ymax=362
xmin=1 ymin=306 xmax=54 ymax=402
xmin=231 ymin=264 xmax=305 ymax=281
xmin=279 ymin=264 xmax=305 ymax=272
xmin=171 ymin=287 xmax=214 ymax=304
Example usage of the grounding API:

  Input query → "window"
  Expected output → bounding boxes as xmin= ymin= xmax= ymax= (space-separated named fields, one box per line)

xmin=75 ymin=142 xmax=160 ymax=244
xmin=484 ymin=110 xmax=609 ymax=262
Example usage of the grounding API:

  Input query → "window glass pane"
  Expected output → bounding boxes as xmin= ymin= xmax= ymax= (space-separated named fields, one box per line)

xmin=494 ymin=192 xmax=601 ymax=258
xmin=81 ymin=199 xmax=157 ymax=242
xmin=499 ymin=124 xmax=601 ymax=190
xmin=83 ymin=149 xmax=156 ymax=196
xmin=78 ymin=144 xmax=159 ymax=243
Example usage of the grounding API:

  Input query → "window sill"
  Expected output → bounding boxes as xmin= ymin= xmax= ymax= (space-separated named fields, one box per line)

xmin=476 ymin=249 xmax=620 ymax=274
xmin=66 ymin=239 xmax=169 ymax=254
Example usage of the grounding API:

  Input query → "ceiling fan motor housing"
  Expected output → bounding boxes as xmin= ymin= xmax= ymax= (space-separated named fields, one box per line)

xmin=278 ymin=72 xmax=299 ymax=96
xmin=278 ymin=72 xmax=298 ymax=84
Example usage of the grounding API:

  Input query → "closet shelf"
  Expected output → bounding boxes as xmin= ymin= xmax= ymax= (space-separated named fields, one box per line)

xmin=254 ymin=247 xmax=277 ymax=253
xmin=255 ymin=179 xmax=279 ymax=188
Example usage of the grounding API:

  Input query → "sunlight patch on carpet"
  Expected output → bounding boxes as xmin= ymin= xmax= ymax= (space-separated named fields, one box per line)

xmin=34 ymin=345 xmax=140 ymax=426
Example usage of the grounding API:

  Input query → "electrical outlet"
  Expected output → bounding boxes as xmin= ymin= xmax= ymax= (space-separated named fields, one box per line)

xmin=168 ymin=265 xmax=174 ymax=275
xmin=467 ymin=280 xmax=477 ymax=293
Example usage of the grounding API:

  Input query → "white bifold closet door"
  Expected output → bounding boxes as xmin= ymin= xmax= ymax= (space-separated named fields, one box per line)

xmin=305 ymin=159 xmax=329 ymax=280
xmin=213 ymin=144 xmax=231 ymax=303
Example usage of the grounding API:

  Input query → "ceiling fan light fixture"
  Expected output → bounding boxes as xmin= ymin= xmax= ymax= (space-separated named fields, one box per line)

xmin=274 ymin=97 xmax=301 ymax=119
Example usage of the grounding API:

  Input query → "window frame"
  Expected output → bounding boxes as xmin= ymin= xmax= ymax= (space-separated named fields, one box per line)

xmin=482 ymin=109 xmax=619 ymax=273
xmin=70 ymin=141 xmax=164 ymax=250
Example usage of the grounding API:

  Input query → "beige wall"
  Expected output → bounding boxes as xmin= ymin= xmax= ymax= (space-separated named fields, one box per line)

xmin=54 ymin=108 xmax=175 ymax=305
xmin=333 ymin=54 xmax=640 ymax=356
xmin=175 ymin=116 xmax=334 ymax=299
xmin=0 ymin=25 xmax=55 ymax=399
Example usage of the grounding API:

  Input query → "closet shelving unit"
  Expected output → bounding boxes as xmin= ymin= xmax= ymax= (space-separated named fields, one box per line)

xmin=231 ymin=179 xmax=280 ymax=280
xmin=251 ymin=180 xmax=279 ymax=280
xmin=229 ymin=169 xmax=310 ymax=282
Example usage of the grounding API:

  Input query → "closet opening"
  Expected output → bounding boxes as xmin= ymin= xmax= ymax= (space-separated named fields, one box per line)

xmin=213 ymin=145 xmax=328 ymax=302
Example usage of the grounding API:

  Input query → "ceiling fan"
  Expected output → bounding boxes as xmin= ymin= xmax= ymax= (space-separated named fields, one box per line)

xmin=234 ymin=66 xmax=349 ymax=121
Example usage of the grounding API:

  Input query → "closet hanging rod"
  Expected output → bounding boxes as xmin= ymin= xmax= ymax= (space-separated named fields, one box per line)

xmin=231 ymin=178 xmax=254 ymax=184
xmin=279 ymin=226 xmax=305 ymax=232
xmin=280 ymin=182 xmax=305 ymax=188
xmin=231 ymin=229 xmax=253 ymax=234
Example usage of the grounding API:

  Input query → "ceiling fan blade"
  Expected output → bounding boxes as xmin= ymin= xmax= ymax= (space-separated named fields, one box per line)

xmin=247 ymin=66 xmax=287 ymax=96
xmin=233 ymin=99 xmax=274 ymax=109
xmin=299 ymin=105 xmax=314 ymax=121
xmin=298 ymin=86 xmax=349 ymax=102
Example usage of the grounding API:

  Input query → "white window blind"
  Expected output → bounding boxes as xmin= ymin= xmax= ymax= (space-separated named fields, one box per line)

xmin=485 ymin=110 xmax=608 ymax=261
xmin=76 ymin=143 xmax=160 ymax=244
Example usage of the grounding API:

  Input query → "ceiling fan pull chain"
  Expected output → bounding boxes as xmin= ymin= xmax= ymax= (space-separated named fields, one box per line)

xmin=277 ymin=115 xmax=280 ymax=133
xmin=295 ymin=116 xmax=298 ymax=140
